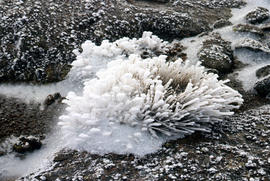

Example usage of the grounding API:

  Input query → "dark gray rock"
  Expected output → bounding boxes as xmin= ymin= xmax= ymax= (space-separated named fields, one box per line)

xmin=0 ymin=0 xmax=245 ymax=83
xmin=165 ymin=42 xmax=187 ymax=61
xmin=245 ymin=7 xmax=270 ymax=24
xmin=233 ymin=24 xmax=264 ymax=36
xmin=261 ymin=23 xmax=270 ymax=31
xmin=213 ymin=19 xmax=232 ymax=29
xmin=254 ymin=76 xmax=270 ymax=97
xmin=43 ymin=92 xmax=63 ymax=107
xmin=256 ymin=65 xmax=270 ymax=78
xmin=13 ymin=136 xmax=42 ymax=154
xmin=235 ymin=38 xmax=270 ymax=54
xmin=198 ymin=33 xmax=234 ymax=74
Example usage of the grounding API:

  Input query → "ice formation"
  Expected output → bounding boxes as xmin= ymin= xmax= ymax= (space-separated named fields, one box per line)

xmin=58 ymin=32 xmax=243 ymax=155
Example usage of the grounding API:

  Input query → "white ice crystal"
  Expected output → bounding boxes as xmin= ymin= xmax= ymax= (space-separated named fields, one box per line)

xmin=58 ymin=32 xmax=243 ymax=155
xmin=69 ymin=31 xmax=168 ymax=82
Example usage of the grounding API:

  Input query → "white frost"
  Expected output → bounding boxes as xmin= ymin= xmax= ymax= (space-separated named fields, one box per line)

xmin=59 ymin=32 xmax=243 ymax=156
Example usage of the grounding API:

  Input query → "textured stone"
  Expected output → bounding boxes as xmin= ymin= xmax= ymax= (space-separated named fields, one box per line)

xmin=245 ymin=7 xmax=270 ymax=24
xmin=0 ymin=0 xmax=245 ymax=83
xmin=198 ymin=33 xmax=234 ymax=74
xmin=235 ymin=38 xmax=270 ymax=54
xmin=233 ymin=24 xmax=264 ymax=36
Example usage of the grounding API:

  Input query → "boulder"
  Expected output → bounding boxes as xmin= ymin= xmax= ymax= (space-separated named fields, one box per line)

xmin=13 ymin=136 xmax=42 ymax=154
xmin=254 ymin=76 xmax=270 ymax=97
xmin=256 ymin=65 xmax=270 ymax=79
xmin=235 ymin=38 xmax=270 ymax=54
xmin=245 ymin=7 xmax=270 ymax=24
xmin=198 ymin=33 xmax=234 ymax=74
xmin=43 ymin=92 xmax=63 ymax=107
xmin=233 ymin=24 xmax=264 ymax=36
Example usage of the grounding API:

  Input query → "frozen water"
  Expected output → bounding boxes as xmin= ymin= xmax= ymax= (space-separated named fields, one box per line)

xmin=58 ymin=33 xmax=242 ymax=156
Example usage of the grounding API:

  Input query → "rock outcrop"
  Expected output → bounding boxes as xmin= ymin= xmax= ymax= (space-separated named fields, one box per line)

xmin=0 ymin=0 xmax=245 ymax=83
xmin=233 ymin=24 xmax=264 ymax=36
xmin=235 ymin=38 xmax=270 ymax=54
xmin=245 ymin=7 xmax=270 ymax=24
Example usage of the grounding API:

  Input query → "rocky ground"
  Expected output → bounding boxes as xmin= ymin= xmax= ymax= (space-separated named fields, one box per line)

xmin=0 ymin=94 xmax=64 ymax=144
xmin=1 ymin=0 xmax=270 ymax=181
xmin=0 ymin=0 xmax=244 ymax=83
xmin=21 ymin=105 xmax=270 ymax=181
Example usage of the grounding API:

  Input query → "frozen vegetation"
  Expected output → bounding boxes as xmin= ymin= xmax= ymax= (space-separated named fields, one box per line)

xmin=58 ymin=32 xmax=243 ymax=155
xmin=0 ymin=0 xmax=270 ymax=180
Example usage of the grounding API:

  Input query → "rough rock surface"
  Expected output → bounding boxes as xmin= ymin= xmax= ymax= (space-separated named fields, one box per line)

xmin=233 ymin=24 xmax=264 ymax=36
xmin=254 ymin=76 xmax=270 ymax=97
xmin=213 ymin=19 xmax=232 ymax=29
xmin=256 ymin=65 xmax=270 ymax=79
xmin=21 ymin=105 xmax=270 ymax=181
xmin=235 ymin=38 xmax=270 ymax=54
xmin=245 ymin=7 xmax=270 ymax=24
xmin=0 ymin=0 xmax=245 ymax=83
xmin=198 ymin=33 xmax=234 ymax=74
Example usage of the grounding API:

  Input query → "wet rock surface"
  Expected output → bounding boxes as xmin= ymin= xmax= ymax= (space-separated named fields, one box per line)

xmin=0 ymin=94 xmax=64 ymax=143
xmin=198 ymin=33 xmax=234 ymax=74
xmin=0 ymin=0 xmax=244 ymax=83
xmin=21 ymin=105 xmax=270 ymax=181
xmin=245 ymin=7 xmax=270 ymax=24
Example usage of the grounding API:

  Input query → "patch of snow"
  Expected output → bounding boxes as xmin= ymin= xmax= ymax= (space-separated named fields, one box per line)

xmin=0 ymin=131 xmax=63 ymax=179
xmin=237 ymin=63 xmax=270 ymax=91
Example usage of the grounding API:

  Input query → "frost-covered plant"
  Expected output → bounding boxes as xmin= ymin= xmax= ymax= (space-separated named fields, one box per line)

xmin=58 ymin=32 xmax=243 ymax=154
xmin=69 ymin=32 xmax=168 ymax=82
xmin=60 ymin=55 xmax=243 ymax=138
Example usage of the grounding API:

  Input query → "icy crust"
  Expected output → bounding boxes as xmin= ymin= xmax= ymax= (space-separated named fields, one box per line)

xmin=58 ymin=32 xmax=243 ymax=156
